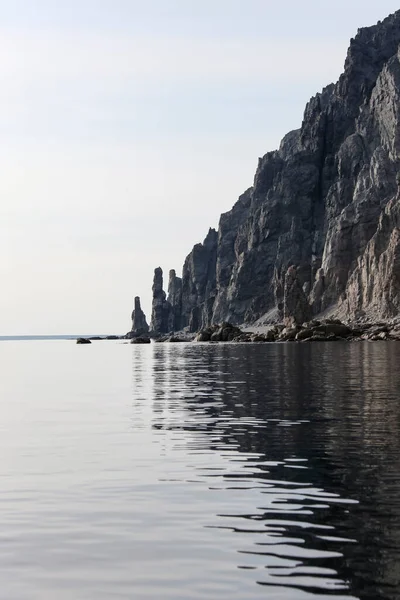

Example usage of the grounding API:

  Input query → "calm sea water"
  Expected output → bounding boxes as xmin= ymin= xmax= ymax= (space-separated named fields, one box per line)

xmin=0 ymin=340 xmax=400 ymax=600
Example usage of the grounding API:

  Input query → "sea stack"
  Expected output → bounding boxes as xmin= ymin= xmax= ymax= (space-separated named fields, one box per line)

xmin=131 ymin=296 xmax=149 ymax=336
xmin=167 ymin=269 xmax=182 ymax=332
xmin=150 ymin=268 xmax=170 ymax=334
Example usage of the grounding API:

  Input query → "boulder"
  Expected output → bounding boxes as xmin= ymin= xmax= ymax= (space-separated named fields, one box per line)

xmin=196 ymin=322 xmax=242 ymax=342
xmin=196 ymin=330 xmax=212 ymax=342
xmin=279 ymin=326 xmax=301 ymax=341
xmin=265 ymin=329 xmax=278 ymax=341
xmin=295 ymin=328 xmax=314 ymax=341
xmin=131 ymin=337 xmax=151 ymax=344
xmin=76 ymin=338 xmax=91 ymax=344
xmin=313 ymin=323 xmax=352 ymax=337
xmin=251 ymin=334 xmax=268 ymax=342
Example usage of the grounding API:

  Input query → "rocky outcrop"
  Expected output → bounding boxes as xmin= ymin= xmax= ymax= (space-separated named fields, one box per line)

xmin=131 ymin=336 xmax=151 ymax=344
xmin=194 ymin=318 xmax=400 ymax=343
xmin=148 ymin=267 xmax=183 ymax=335
xmin=167 ymin=270 xmax=182 ymax=332
xmin=150 ymin=267 xmax=170 ymax=334
xmin=131 ymin=296 xmax=149 ymax=336
xmin=146 ymin=11 xmax=400 ymax=333
xmin=196 ymin=322 xmax=242 ymax=342
xmin=283 ymin=266 xmax=311 ymax=325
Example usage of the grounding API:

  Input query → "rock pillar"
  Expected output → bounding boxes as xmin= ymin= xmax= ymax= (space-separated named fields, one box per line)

xmin=131 ymin=296 xmax=149 ymax=336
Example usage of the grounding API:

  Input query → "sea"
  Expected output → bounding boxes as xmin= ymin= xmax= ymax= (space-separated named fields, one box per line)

xmin=0 ymin=337 xmax=399 ymax=599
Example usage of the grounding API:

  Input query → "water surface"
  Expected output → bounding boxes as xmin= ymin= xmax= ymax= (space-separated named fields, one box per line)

xmin=0 ymin=340 xmax=400 ymax=599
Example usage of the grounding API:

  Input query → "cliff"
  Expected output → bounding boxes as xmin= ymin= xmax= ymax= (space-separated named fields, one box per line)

xmin=148 ymin=11 xmax=400 ymax=332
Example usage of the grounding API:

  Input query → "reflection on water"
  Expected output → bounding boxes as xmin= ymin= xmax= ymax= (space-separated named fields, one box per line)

xmin=134 ymin=342 xmax=400 ymax=599
xmin=1 ymin=341 xmax=400 ymax=599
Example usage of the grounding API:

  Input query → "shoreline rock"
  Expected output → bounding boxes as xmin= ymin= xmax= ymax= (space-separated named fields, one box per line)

xmin=194 ymin=319 xmax=400 ymax=343
xmin=76 ymin=338 xmax=92 ymax=344
xmin=129 ymin=296 xmax=149 ymax=338
xmin=131 ymin=336 xmax=151 ymax=344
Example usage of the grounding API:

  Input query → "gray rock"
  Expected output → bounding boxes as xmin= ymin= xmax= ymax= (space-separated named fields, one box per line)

xmin=131 ymin=296 xmax=149 ymax=336
xmin=181 ymin=228 xmax=218 ymax=332
xmin=265 ymin=329 xmax=278 ymax=341
xmin=196 ymin=322 xmax=242 ymax=342
xmin=131 ymin=336 xmax=151 ymax=344
xmin=167 ymin=270 xmax=183 ymax=332
xmin=295 ymin=328 xmax=314 ymax=341
xmin=196 ymin=330 xmax=212 ymax=342
xmin=283 ymin=266 xmax=311 ymax=326
xmin=150 ymin=267 xmax=171 ymax=334
xmin=313 ymin=323 xmax=352 ymax=337
xmin=146 ymin=11 xmax=400 ymax=327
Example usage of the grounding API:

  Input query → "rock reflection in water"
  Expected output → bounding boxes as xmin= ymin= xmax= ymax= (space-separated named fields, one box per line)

xmin=137 ymin=342 xmax=400 ymax=600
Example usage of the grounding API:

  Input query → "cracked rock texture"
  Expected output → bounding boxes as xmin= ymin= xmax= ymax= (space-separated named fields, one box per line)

xmin=150 ymin=10 xmax=400 ymax=332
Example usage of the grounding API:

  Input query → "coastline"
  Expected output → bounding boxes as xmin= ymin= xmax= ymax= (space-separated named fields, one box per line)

xmin=75 ymin=317 xmax=400 ymax=344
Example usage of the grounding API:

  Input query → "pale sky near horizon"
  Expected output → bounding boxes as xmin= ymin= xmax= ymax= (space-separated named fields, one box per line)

xmin=1 ymin=0 xmax=399 ymax=334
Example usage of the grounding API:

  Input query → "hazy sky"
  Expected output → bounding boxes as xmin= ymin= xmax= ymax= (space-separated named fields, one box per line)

xmin=1 ymin=0 xmax=399 ymax=334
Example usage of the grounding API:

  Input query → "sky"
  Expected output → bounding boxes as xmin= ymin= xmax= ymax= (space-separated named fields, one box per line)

xmin=1 ymin=0 xmax=399 ymax=334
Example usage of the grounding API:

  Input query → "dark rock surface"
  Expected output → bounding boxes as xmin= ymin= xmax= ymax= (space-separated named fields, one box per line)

xmin=146 ymin=11 xmax=400 ymax=333
xmin=131 ymin=336 xmax=151 ymax=344
xmin=195 ymin=322 xmax=242 ymax=342
xmin=131 ymin=296 xmax=149 ymax=337
xmin=283 ymin=266 xmax=311 ymax=326
xmin=76 ymin=338 xmax=91 ymax=344
xmin=181 ymin=228 xmax=218 ymax=332
xmin=167 ymin=270 xmax=183 ymax=332
xmin=148 ymin=268 xmax=184 ymax=335
xmin=195 ymin=319 xmax=400 ymax=343
xmin=150 ymin=267 xmax=171 ymax=334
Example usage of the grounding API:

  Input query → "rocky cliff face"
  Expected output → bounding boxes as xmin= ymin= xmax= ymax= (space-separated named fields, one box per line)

xmin=181 ymin=228 xmax=218 ymax=331
xmin=146 ymin=10 xmax=400 ymax=332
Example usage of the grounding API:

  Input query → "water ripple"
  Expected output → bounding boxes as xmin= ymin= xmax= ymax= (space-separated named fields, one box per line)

xmin=1 ymin=341 xmax=400 ymax=598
